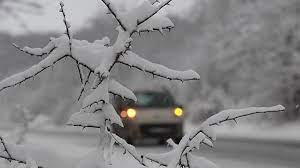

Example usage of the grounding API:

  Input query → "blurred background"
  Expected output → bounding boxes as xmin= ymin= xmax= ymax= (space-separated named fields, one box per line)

xmin=0 ymin=0 xmax=300 ymax=126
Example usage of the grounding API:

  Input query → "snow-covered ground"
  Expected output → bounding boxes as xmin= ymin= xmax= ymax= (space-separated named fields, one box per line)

xmin=185 ymin=121 xmax=300 ymax=143
xmin=1 ymin=122 xmax=300 ymax=168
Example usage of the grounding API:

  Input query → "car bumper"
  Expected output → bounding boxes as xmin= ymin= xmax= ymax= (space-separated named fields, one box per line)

xmin=114 ymin=123 xmax=183 ymax=139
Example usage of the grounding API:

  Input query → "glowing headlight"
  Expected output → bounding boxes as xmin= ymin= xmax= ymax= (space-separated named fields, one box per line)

xmin=120 ymin=110 xmax=127 ymax=118
xmin=127 ymin=108 xmax=137 ymax=118
xmin=174 ymin=107 xmax=183 ymax=117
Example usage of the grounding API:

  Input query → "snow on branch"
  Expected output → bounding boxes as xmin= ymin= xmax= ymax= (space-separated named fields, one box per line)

xmin=100 ymin=0 xmax=128 ymax=31
xmin=187 ymin=105 xmax=285 ymax=152
xmin=12 ymin=42 xmax=56 ymax=58
xmin=137 ymin=16 xmax=174 ymax=34
xmin=137 ymin=0 xmax=173 ymax=26
xmin=0 ymin=48 xmax=68 ymax=93
xmin=100 ymin=0 xmax=174 ymax=34
xmin=118 ymin=51 xmax=200 ymax=81
xmin=68 ymin=123 xmax=167 ymax=167
xmin=204 ymin=105 xmax=285 ymax=127
xmin=81 ymin=78 xmax=109 ymax=110
xmin=0 ymin=136 xmax=43 ymax=168
xmin=108 ymin=79 xmax=137 ymax=101
xmin=157 ymin=105 xmax=285 ymax=168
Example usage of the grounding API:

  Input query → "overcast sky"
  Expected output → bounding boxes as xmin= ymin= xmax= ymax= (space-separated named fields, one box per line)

xmin=0 ymin=0 xmax=203 ymax=35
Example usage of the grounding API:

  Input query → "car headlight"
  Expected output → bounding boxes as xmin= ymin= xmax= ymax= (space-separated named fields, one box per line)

xmin=174 ymin=107 xmax=183 ymax=117
xmin=127 ymin=108 xmax=137 ymax=118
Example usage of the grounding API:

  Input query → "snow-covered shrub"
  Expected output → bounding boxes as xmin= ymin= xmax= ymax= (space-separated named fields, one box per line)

xmin=0 ymin=1 xmax=285 ymax=168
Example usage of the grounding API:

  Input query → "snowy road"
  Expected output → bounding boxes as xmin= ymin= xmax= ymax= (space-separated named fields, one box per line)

xmin=1 ymin=128 xmax=300 ymax=168
xmin=0 ymin=128 xmax=300 ymax=168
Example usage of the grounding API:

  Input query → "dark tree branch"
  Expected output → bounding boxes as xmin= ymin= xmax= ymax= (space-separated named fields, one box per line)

xmin=0 ymin=136 xmax=12 ymax=162
xmin=108 ymin=91 xmax=135 ymax=101
xmin=0 ymin=136 xmax=43 ymax=168
xmin=81 ymin=99 xmax=106 ymax=110
xmin=135 ymin=26 xmax=174 ymax=34
xmin=99 ymin=0 xmax=127 ymax=31
xmin=59 ymin=2 xmax=83 ymax=84
xmin=77 ymin=70 xmax=92 ymax=101
xmin=76 ymin=63 xmax=84 ymax=84
xmin=137 ymin=0 xmax=173 ymax=26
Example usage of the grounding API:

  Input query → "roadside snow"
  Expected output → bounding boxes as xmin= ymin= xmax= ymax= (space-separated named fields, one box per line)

xmin=184 ymin=121 xmax=300 ymax=143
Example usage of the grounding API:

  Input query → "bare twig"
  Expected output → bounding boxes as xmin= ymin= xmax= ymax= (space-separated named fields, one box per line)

xmin=77 ymin=70 xmax=92 ymax=101
xmin=59 ymin=2 xmax=83 ymax=84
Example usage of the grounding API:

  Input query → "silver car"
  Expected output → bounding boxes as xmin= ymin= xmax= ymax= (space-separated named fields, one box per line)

xmin=113 ymin=90 xmax=184 ymax=144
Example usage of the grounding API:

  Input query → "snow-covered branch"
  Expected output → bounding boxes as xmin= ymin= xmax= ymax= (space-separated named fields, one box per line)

xmin=100 ymin=0 xmax=128 ymax=31
xmin=0 ymin=49 xmax=68 ymax=92
xmin=158 ymin=105 xmax=285 ymax=168
xmin=12 ymin=42 xmax=56 ymax=58
xmin=118 ymin=51 xmax=200 ymax=81
xmin=137 ymin=0 xmax=173 ymax=26
xmin=0 ymin=136 xmax=43 ymax=168
xmin=108 ymin=79 xmax=137 ymax=102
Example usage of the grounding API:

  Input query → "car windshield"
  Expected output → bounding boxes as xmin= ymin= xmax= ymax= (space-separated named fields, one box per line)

xmin=134 ymin=91 xmax=175 ymax=108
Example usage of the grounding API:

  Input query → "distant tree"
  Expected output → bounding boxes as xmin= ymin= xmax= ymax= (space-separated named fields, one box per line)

xmin=189 ymin=0 xmax=300 ymax=120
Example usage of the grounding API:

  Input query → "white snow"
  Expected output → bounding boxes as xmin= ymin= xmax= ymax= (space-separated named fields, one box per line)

xmin=67 ymin=112 xmax=105 ymax=128
xmin=82 ymin=78 xmax=109 ymax=110
xmin=109 ymin=79 xmax=137 ymax=101
xmin=119 ymin=51 xmax=200 ymax=81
